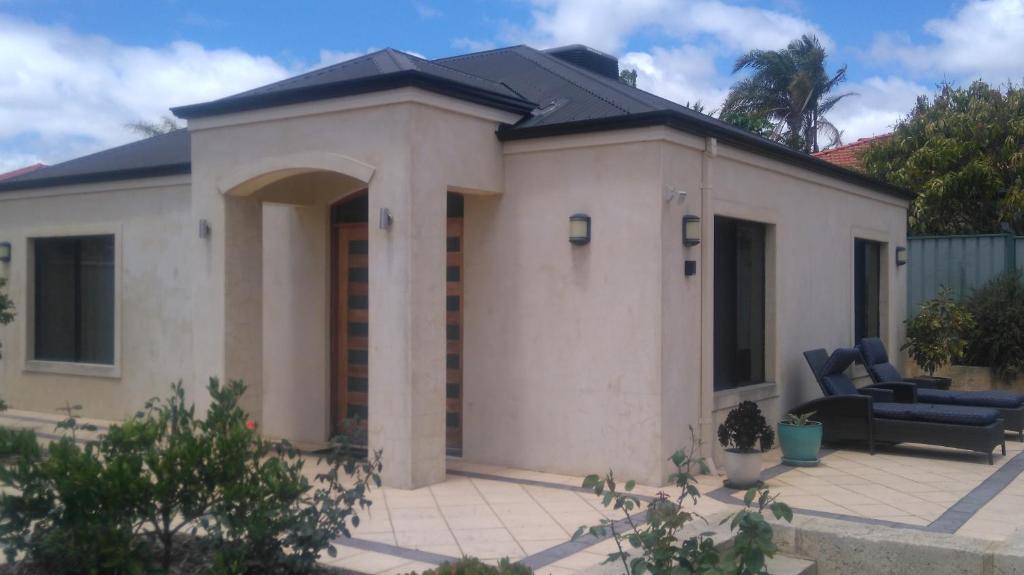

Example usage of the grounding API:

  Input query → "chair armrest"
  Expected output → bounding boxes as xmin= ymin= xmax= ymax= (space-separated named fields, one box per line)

xmin=791 ymin=395 xmax=872 ymax=420
xmin=903 ymin=376 xmax=950 ymax=390
xmin=859 ymin=387 xmax=895 ymax=402
xmin=866 ymin=382 xmax=917 ymax=402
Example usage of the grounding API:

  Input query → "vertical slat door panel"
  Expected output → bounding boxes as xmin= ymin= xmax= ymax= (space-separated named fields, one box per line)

xmin=446 ymin=218 xmax=463 ymax=451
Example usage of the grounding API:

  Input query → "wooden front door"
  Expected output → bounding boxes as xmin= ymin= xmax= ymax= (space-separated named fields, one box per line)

xmin=332 ymin=207 xmax=465 ymax=451
xmin=446 ymin=218 xmax=464 ymax=452
xmin=334 ymin=223 xmax=369 ymax=441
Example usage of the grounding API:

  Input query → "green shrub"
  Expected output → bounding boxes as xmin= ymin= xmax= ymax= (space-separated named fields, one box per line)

xmin=0 ymin=277 xmax=13 ymax=361
xmin=718 ymin=401 xmax=774 ymax=453
xmin=963 ymin=272 xmax=1024 ymax=378
xmin=902 ymin=287 xmax=975 ymax=376
xmin=574 ymin=429 xmax=792 ymax=575
xmin=0 ymin=379 xmax=382 ymax=574
xmin=414 ymin=557 xmax=532 ymax=575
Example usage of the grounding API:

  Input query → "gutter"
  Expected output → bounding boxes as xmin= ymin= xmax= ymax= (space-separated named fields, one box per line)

xmin=0 ymin=163 xmax=192 ymax=193
xmin=497 ymin=110 xmax=913 ymax=202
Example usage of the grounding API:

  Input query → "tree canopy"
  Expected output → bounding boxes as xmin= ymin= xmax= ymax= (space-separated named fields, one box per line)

xmin=125 ymin=115 xmax=181 ymax=138
xmin=722 ymin=34 xmax=854 ymax=153
xmin=862 ymin=81 xmax=1024 ymax=235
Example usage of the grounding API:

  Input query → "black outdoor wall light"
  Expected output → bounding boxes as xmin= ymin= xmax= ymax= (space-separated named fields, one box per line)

xmin=0 ymin=242 xmax=10 ymax=263
xmin=569 ymin=213 xmax=591 ymax=245
xmin=682 ymin=214 xmax=701 ymax=247
xmin=895 ymin=246 xmax=908 ymax=266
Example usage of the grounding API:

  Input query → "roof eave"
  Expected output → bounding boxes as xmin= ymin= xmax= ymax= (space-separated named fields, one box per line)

xmin=497 ymin=111 xmax=913 ymax=201
xmin=172 ymin=70 xmax=537 ymax=120
xmin=0 ymin=163 xmax=191 ymax=193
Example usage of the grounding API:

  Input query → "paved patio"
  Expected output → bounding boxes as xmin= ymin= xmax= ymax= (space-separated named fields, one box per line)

xmin=3 ymin=409 xmax=1024 ymax=573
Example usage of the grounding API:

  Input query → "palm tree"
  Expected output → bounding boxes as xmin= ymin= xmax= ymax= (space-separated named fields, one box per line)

xmin=721 ymin=35 xmax=854 ymax=153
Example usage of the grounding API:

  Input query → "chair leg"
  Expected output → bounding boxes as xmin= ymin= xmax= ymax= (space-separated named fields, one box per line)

xmin=1018 ymin=429 xmax=1022 ymax=442
xmin=1003 ymin=441 xmax=1007 ymax=456
xmin=989 ymin=451 xmax=994 ymax=465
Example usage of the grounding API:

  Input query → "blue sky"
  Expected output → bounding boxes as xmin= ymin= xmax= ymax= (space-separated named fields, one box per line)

xmin=2 ymin=0 xmax=1023 ymax=172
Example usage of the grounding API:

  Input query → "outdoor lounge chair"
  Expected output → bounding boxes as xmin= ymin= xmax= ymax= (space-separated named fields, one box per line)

xmin=857 ymin=337 xmax=1024 ymax=441
xmin=793 ymin=347 xmax=1006 ymax=463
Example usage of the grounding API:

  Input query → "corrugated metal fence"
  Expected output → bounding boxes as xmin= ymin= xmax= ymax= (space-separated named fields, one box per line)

xmin=907 ymin=234 xmax=1024 ymax=316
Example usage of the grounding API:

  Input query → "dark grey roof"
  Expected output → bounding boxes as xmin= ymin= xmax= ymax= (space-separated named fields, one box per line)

xmin=3 ymin=45 xmax=909 ymax=199
xmin=438 ymin=46 xmax=911 ymax=199
xmin=0 ymin=129 xmax=190 ymax=192
xmin=172 ymin=48 xmax=536 ymax=119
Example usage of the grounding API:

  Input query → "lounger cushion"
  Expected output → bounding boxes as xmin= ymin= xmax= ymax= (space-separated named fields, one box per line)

xmin=872 ymin=402 xmax=1000 ymax=426
xmin=820 ymin=348 xmax=861 ymax=396
xmin=857 ymin=338 xmax=903 ymax=383
xmin=918 ymin=388 xmax=1024 ymax=409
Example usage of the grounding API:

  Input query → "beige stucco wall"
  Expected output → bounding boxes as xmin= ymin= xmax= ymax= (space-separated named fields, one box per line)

xmin=465 ymin=127 xmax=908 ymax=481
xmin=186 ymin=88 xmax=516 ymax=487
xmin=0 ymin=176 xmax=194 ymax=417
xmin=463 ymin=134 xmax=672 ymax=485
xmin=0 ymin=91 xmax=907 ymax=487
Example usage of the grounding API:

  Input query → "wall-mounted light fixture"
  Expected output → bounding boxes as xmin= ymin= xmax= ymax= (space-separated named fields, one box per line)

xmin=0 ymin=242 xmax=10 ymax=263
xmin=664 ymin=188 xmax=688 ymax=203
xmin=682 ymin=215 xmax=701 ymax=247
xmin=569 ymin=213 xmax=591 ymax=246
xmin=378 ymin=207 xmax=393 ymax=230
xmin=198 ymin=219 xmax=212 ymax=239
xmin=895 ymin=246 xmax=908 ymax=266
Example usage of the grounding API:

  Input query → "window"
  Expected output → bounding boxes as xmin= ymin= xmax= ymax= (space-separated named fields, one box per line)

xmin=854 ymin=238 xmax=882 ymax=342
xmin=33 ymin=235 xmax=115 ymax=365
xmin=714 ymin=217 xmax=767 ymax=390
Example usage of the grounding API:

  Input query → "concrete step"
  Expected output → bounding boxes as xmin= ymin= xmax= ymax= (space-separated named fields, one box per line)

xmin=766 ymin=553 xmax=817 ymax=575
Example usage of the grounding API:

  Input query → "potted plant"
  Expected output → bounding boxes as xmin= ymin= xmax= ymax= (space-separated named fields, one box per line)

xmin=902 ymin=287 xmax=975 ymax=390
xmin=717 ymin=401 xmax=774 ymax=488
xmin=777 ymin=411 xmax=822 ymax=467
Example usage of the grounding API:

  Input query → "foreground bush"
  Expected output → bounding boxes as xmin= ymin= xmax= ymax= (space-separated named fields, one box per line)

xmin=416 ymin=557 xmax=532 ymax=575
xmin=963 ymin=272 xmax=1024 ymax=378
xmin=0 ymin=379 xmax=382 ymax=574
xmin=574 ymin=431 xmax=791 ymax=575
xmin=903 ymin=287 xmax=974 ymax=376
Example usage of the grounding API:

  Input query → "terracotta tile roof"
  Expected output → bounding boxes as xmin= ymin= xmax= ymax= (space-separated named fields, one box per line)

xmin=0 ymin=163 xmax=47 ymax=181
xmin=812 ymin=134 xmax=891 ymax=171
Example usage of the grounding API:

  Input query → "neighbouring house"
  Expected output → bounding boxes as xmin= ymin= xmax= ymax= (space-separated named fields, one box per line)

xmin=812 ymin=134 xmax=892 ymax=172
xmin=0 ymin=44 xmax=910 ymax=488
xmin=0 ymin=163 xmax=47 ymax=182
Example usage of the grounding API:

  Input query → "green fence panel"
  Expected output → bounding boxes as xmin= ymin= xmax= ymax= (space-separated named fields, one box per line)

xmin=907 ymin=235 xmax=1023 ymax=317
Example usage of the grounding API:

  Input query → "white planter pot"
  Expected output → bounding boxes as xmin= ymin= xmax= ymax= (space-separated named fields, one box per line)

xmin=723 ymin=449 xmax=762 ymax=487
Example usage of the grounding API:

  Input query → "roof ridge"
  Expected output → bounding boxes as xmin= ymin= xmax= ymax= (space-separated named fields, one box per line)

xmin=409 ymin=51 xmax=526 ymax=96
xmin=434 ymin=45 xmax=526 ymax=62
xmin=507 ymin=46 xmax=631 ymax=115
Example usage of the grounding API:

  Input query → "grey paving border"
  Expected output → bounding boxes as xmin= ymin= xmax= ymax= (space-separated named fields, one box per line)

xmin=928 ymin=447 xmax=1024 ymax=533
xmin=332 ymin=536 xmax=460 ymax=566
xmin=707 ymin=446 xmax=1024 ymax=535
xmin=447 ymin=468 xmax=655 ymax=503
xmin=448 ymin=468 xmax=658 ymax=568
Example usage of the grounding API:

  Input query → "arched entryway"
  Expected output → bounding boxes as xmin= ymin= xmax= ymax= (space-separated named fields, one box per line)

xmin=330 ymin=191 xmax=466 ymax=453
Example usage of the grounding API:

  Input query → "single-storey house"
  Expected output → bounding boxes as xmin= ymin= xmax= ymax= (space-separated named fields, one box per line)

xmin=0 ymin=44 xmax=909 ymax=488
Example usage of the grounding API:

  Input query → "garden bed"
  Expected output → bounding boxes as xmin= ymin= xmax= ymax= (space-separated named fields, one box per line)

xmin=0 ymin=535 xmax=359 ymax=575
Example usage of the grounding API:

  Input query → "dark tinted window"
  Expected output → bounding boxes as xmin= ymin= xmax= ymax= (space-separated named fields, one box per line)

xmin=34 ymin=235 xmax=115 ymax=364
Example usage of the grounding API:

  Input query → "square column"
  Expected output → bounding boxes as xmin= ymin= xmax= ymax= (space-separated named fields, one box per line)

xmin=367 ymin=170 xmax=447 ymax=488
xmin=191 ymin=188 xmax=263 ymax=418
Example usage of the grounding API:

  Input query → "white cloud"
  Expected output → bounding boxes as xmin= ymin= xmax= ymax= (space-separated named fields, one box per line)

xmin=621 ymin=46 xmax=728 ymax=112
xmin=0 ymin=152 xmax=44 ymax=175
xmin=869 ymin=0 xmax=1024 ymax=80
xmin=828 ymin=76 xmax=929 ymax=141
xmin=0 ymin=15 xmax=292 ymax=165
xmin=413 ymin=2 xmax=441 ymax=20
xmin=515 ymin=0 xmax=828 ymax=54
